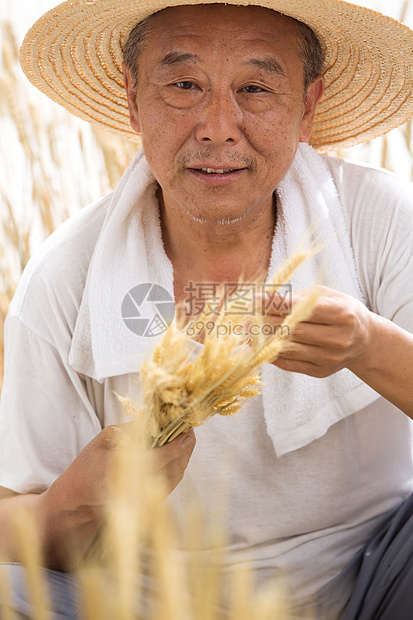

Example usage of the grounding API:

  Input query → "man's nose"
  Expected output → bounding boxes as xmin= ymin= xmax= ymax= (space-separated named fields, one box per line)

xmin=195 ymin=91 xmax=242 ymax=144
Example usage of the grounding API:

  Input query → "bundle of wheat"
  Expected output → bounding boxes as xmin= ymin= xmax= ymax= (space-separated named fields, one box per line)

xmin=118 ymin=243 xmax=320 ymax=448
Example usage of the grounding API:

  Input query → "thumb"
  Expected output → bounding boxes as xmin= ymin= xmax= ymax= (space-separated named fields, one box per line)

xmin=152 ymin=429 xmax=196 ymax=470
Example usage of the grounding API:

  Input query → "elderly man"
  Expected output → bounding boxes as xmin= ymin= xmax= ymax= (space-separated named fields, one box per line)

xmin=1 ymin=0 xmax=413 ymax=618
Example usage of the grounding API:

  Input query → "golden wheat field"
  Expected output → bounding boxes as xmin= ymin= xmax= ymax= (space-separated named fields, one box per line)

xmin=1 ymin=0 xmax=413 ymax=618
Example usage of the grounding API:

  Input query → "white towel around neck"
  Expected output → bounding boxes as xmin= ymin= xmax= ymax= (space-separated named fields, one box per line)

xmin=69 ymin=144 xmax=380 ymax=456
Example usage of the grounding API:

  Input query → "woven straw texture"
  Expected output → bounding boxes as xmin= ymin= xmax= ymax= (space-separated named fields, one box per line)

xmin=20 ymin=0 xmax=413 ymax=152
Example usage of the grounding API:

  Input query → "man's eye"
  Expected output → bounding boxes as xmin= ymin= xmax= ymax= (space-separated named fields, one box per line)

xmin=243 ymin=85 xmax=264 ymax=93
xmin=175 ymin=81 xmax=196 ymax=90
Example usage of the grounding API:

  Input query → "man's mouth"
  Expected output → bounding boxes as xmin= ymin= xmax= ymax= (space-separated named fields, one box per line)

xmin=199 ymin=168 xmax=234 ymax=174
xmin=193 ymin=167 xmax=244 ymax=175
xmin=186 ymin=165 xmax=248 ymax=183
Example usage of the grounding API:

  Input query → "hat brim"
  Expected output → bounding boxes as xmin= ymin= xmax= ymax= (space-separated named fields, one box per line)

xmin=20 ymin=0 xmax=413 ymax=152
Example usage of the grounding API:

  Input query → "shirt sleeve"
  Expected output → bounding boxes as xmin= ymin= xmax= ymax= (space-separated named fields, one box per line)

xmin=327 ymin=158 xmax=413 ymax=333
xmin=372 ymin=202 xmax=413 ymax=332
xmin=0 ymin=315 xmax=102 ymax=494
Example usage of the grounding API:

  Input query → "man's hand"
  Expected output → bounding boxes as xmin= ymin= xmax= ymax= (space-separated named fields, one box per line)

xmin=36 ymin=423 xmax=196 ymax=569
xmin=43 ymin=422 xmax=196 ymax=510
xmin=264 ymin=286 xmax=372 ymax=378
xmin=261 ymin=285 xmax=413 ymax=421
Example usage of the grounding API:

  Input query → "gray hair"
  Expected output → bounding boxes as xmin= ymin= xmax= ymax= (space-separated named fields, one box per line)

xmin=296 ymin=20 xmax=325 ymax=93
xmin=123 ymin=14 xmax=156 ymax=89
xmin=123 ymin=10 xmax=325 ymax=94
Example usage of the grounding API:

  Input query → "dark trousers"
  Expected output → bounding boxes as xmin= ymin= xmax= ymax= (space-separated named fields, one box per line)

xmin=2 ymin=494 xmax=413 ymax=619
xmin=0 ymin=564 xmax=80 ymax=619
xmin=342 ymin=492 xmax=413 ymax=620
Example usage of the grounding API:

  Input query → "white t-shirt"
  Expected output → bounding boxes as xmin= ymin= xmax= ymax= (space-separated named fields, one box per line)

xmin=1 ymin=154 xmax=413 ymax=615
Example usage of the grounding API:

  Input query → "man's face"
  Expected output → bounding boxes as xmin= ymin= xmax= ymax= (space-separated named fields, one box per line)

xmin=125 ymin=4 xmax=324 ymax=226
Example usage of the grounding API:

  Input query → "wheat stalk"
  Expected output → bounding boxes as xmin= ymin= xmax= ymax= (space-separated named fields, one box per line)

xmin=10 ymin=509 xmax=50 ymax=620
xmin=0 ymin=564 xmax=17 ymax=620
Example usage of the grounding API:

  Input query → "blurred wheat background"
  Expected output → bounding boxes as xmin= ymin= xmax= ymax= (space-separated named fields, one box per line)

xmin=0 ymin=0 xmax=413 ymax=618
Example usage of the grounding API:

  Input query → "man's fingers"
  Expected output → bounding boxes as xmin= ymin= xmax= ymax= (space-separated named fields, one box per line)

xmin=149 ymin=430 xmax=196 ymax=494
xmin=259 ymin=286 xmax=342 ymax=322
xmin=285 ymin=323 xmax=346 ymax=347
xmin=101 ymin=423 xmax=196 ymax=496
xmin=98 ymin=421 xmax=143 ymax=450
xmin=150 ymin=430 xmax=196 ymax=472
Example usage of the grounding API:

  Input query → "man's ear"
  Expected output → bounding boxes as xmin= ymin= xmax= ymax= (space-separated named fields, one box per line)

xmin=123 ymin=61 xmax=141 ymax=134
xmin=299 ymin=76 xmax=325 ymax=143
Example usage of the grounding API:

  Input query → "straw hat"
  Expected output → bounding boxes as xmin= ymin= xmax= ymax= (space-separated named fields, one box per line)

xmin=20 ymin=0 xmax=413 ymax=152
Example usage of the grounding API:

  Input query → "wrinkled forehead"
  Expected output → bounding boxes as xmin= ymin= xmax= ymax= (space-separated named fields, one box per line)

xmin=134 ymin=3 xmax=303 ymax=67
